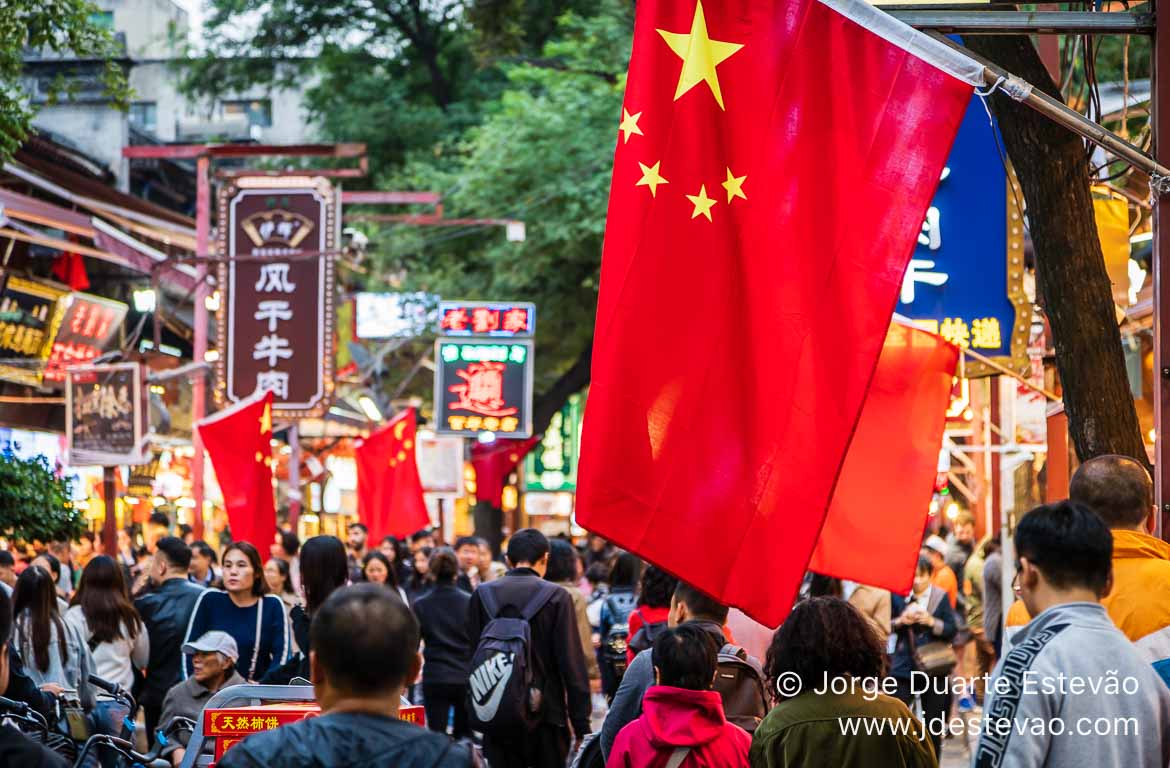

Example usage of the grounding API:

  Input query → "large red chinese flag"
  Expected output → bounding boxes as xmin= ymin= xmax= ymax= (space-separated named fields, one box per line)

xmin=355 ymin=409 xmax=430 ymax=540
xmin=197 ymin=390 xmax=276 ymax=548
xmin=575 ymin=0 xmax=979 ymax=624
xmin=808 ymin=322 xmax=959 ymax=595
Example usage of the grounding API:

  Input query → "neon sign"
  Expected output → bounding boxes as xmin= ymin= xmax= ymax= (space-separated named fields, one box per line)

xmin=43 ymin=293 xmax=128 ymax=383
xmin=438 ymin=301 xmax=535 ymax=337
xmin=434 ymin=340 xmax=533 ymax=438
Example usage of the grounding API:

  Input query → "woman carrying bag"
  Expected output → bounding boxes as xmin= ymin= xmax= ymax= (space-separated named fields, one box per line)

xmin=889 ymin=555 xmax=957 ymax=759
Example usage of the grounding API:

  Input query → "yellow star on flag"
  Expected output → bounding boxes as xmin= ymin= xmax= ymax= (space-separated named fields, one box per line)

xmin=723 ymin=168 xmax=747 ymax=203
xmin=619 ymin=109 xmax=644 ymax=143
xmin=636 ymin=161 xmax=669 ymax=197
xmin=259 ymin=403 xmax=272 ymax=435
xmin=686 ymin=185 xmax=717 ymax=221
xmin=657 ymin=0 xmax=744 ymax=111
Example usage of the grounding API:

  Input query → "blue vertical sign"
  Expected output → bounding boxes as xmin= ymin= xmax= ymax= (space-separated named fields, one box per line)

xmin=898 ymin=96 xmax=1029 ymax=374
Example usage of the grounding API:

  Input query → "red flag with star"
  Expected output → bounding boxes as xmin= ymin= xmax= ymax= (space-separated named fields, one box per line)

xmin=197 ymin=389 xmax=276 ymax=548
xmin=576 ymin=0 xmax=980 ymax=624
xmin=355 ymin=408 xmax=430 ymax=540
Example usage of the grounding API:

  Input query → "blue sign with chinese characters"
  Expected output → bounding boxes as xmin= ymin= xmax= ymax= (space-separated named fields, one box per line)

xmin=898 ymin=95 xmax=1027 ymax=370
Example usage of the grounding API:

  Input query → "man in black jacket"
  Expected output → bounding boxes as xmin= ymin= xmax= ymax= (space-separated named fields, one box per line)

xmin=134 ymin=537 xmax=206 ymax=745
xmin=219 ymin=584 xmax=475 ymax=767
xmin=467 ymin=528 xmax=591 ymax=768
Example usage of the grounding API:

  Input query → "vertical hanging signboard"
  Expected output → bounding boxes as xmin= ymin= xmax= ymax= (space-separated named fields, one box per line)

xmin=216 ymin=176 xmax=337 ymax=417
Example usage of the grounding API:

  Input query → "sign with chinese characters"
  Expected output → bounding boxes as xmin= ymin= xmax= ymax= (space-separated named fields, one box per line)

xmin=525 ymin=393 xmax=582 ymax=491
xmin=355 ymin=292 xmax=437 ymax=339
xmin=66 ymin=362 xmax=145 ymax=466
xmin=206 ymin=703 xmax=425 ymax=760
xmin=438 ymin=301 xmax=535 ymax=337
xmin=216 ymin=176 xmax=337 ymax=417
xmin=43 ymin=293 xmax=128 ymax=384
xmin=896 ymin=97 xmax=1030 ymax=377
xmin=434 ymin=339 xmax=533 ymax=438
xmin=0 ymin=276 xmax=68 ymax=386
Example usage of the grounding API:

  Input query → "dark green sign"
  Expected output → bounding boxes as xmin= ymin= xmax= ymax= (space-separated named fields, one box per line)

xmin=525 ymin=393 xmax=582 ymax=492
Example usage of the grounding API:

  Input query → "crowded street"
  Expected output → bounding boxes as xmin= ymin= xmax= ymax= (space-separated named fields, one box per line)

xmin=3 ymin=0 xmax=1170 ymax=767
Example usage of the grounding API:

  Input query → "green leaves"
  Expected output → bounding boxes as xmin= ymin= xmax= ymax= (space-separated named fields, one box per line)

xmin=0 ymin=452 xmax=83 ymax=544
xmin=0 ymin=0 xmax=130 ymax=163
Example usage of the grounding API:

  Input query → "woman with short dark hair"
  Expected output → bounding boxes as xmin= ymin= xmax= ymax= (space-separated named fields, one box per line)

xmin=361 ymin=550 xmax=408 ymax=604
xmin=182 ymin=542 xmax=290 ymax=681
xmin=750 ymin=597 xmax=936 ymax=767
xmin=545 ymin=539 xmax=600 ymax=683
xmin=411 ymin=547 xmax=472 ymax=739
xmin=626 ymin=565 xmax=678 ymax=663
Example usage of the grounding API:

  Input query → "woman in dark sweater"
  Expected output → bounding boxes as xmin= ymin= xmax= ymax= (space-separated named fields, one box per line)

xmin=183 ymin=542 xmax=289 ymax=681
xmin=410 ymin=548 xmax=472 ymax=739
xmin=889 ymin=555 xmax=958 ymax=759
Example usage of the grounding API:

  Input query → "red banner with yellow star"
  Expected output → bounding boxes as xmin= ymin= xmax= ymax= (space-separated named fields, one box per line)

xmin=197 ymin=389 xmax=276 ymax=549
xmin=355 ymin=408 xmax=430 ymax=541
xmin=576 ymin=0 xmax=980 ymax=624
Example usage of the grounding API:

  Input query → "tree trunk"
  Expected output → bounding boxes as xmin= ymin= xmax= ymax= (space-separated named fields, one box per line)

xmin=966 ymin=35 xmax=1148 ymax=467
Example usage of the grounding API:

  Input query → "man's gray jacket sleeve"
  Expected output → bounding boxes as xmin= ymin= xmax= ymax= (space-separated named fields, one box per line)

xmin=600 ymin=648 xmax=653 ymax=759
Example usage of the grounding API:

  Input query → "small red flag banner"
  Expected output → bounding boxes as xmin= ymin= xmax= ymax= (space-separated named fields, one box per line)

xmin=809 ymin=322 xmax=960 ymax=595
xmin=470 ymin=436 xmax=540 ymax=509
xmin=576 ymin=0 xmax=979 ymax=625
xmin=196 ymin=389 xmax=276 ymax=549
xmin=355 ymin=408 xmax=431 ymax=540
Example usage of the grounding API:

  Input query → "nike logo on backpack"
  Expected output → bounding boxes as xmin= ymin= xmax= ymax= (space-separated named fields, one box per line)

xmin=470 ymin=652 xmax=514 ymax=722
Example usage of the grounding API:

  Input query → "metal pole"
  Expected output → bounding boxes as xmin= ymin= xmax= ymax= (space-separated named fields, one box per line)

xmin=192 ymin=156 xmax=210 ymax=541
xmin=287 ymin=424 xmax=301 ymax=528
xmin=927 ymin=33 xmax=1170 ymax=179
xmin=102 ymin=466 xmax=117 ymax=557
xmin=1156 ymin=7 xmax=1170 ymax=541
xmin=892 ymin=10 xmax=1153 ymax=35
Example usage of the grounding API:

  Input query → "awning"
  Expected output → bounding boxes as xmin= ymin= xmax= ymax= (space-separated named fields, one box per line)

xmin=91 ymin=218 xmax=200 ymax=293
xmin=0 ymin=187 xmax=95 ymax=238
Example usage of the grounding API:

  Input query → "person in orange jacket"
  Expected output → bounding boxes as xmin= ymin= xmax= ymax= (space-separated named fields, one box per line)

xmin=999 ymin=455 xmax=1170 ymax=684
xmin=921 ymin=536 xmax=958 ymax=609
xmin=1071 ymin=455 xmax=1170 ymax=680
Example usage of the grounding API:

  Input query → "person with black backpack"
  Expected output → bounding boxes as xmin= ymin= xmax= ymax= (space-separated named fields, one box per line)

xmin=466 ymin=529 xmax=591 ymax=768
xmin=599 ymin=581 xmax=769 ymax=761
xmin=598 ymin=553 xmax=641 ymax=698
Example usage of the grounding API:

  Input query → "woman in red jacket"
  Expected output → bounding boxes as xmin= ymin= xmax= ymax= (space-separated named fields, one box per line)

xmin=607 ymin=624 xmax=751 ymax=767
xmin=626 ymin=565 xmax=679 ymax=664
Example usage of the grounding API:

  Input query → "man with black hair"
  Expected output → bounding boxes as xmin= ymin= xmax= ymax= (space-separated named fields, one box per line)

xmin=1070 ymin=454 xmax=1170 ymax=679
xmin=601 ymin=581 xmax=752 ymax=758
xmin=135 ymin=536 xmax=206 ymax=745
xmin=346 ymin=522 xmax=368 ymax=582
xmin=219 ymin=584 xmax=475 ymax=767
xmin=0 ymin=550 xmax=15 ymax=595
xmin=974 ymin=501 xmax=1170 ymax=768
xmin=454 ymin=536 xmax=481 ymax=592
xmin=0 ymin=587 xmax=68 ymax=767
xmin=189 ymin=540 xmax=218 ymax=588
xmin=146 ymin=511 xmax=171 ymax=553
xmin=466 ymin=528 xmax=590 ymax=767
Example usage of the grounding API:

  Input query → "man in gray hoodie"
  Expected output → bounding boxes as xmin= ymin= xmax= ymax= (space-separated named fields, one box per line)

xmin=974 ymin=500 xmax=1170 ymax=768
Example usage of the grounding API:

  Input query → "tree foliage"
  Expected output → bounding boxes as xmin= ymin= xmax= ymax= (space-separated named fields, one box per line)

xmin=188 ymin=0 xmax=632 ymax=427
xmin=0 ymin=452 xmax=83 ymax=543
xmin=0 ymin=0 xmax=129 ymax=161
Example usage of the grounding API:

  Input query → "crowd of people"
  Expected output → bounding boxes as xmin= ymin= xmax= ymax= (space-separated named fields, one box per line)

xmin=1 ymin=453 xmax=1169 ymax=767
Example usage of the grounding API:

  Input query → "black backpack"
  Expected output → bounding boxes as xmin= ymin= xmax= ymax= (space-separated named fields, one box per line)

xmin=626 ymin=608 xmax=669 ymax=657
xmin=714 ymin=643 xmax=771 ymax=733
xmin=466 ymin=582 xmax=559 ymax=733
xmin=599 ymin=594 xmax=637 ymax=682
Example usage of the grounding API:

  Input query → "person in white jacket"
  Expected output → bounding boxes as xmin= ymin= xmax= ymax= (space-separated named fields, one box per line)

xmin=65 ymin=555 xmax=149 ymax=743
xmin=975 ymin=501 xmax=1170 ymax=768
